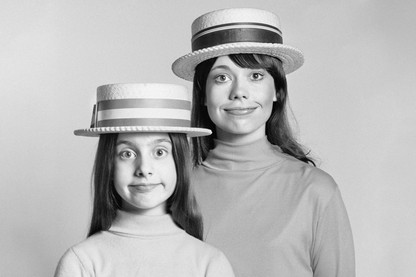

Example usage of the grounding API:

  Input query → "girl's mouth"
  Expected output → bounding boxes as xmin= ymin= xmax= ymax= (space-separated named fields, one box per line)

xmin=129 ymin=183 xmax=161 ymax=192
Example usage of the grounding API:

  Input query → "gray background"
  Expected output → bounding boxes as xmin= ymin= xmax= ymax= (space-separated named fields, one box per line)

xmin=1 ymin=0 xmax=415 ymax=276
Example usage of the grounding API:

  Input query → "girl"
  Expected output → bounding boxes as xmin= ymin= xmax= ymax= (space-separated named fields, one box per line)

xmin=172 ymin=8 xmax=355 ymax=277
xmin=54 ymin=83 xmax=235 ymax=277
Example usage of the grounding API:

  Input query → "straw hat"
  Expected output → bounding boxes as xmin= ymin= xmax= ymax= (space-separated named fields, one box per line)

xmin=74 ymin=83 xmax=212 ymax=137
xmin=172 ymin=8 xmax=304 ymax=81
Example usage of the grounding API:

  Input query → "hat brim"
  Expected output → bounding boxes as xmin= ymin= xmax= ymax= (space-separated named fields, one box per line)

xmin=74 ymin=126 xmax=212 ymax=137
xmin=172 ymin=42 xmax=304 ymax=81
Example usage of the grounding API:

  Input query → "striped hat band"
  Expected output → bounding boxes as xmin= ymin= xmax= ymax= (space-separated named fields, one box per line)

xmin=94 ymin=98 xmax=191 ymax=128
xmin=192 ymin=22 xmax=283 ymax=51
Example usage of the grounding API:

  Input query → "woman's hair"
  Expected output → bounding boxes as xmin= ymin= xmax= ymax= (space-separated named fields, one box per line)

xmin=192 ymin=53 xmax=315 ymax=166
xmin=87 ymin=133 xmax=203 ymax=240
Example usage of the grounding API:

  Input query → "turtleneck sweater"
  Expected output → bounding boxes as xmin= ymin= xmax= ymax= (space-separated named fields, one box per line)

xmin=54 ymin=210 xmax=235 ymax=277
xmin=192 ymin=136 xmax=355 ymax=277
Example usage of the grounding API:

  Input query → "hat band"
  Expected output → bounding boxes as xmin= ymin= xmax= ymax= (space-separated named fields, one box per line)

xmin=97 ymin=118 xmax=190 ymax=128
xmin=98 ymin=98 xmax=190 ymax=111
xmin=92 ymin=98 xmax=191 ymax=128
xmin=192 ymin=24 xmax=283 ymax=51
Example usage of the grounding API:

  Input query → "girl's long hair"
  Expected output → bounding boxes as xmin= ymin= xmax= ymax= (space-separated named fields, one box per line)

xmin=192 ymin=53 xmax=315 ymax=166
xmin=87 ymin=133 xmax=203 ymax=240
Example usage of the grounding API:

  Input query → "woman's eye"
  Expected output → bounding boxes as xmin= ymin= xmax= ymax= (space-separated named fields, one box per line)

xmin=154 ymin=148 xmax=168 ymax=158
xmin=214 ymin=74 xmax=230 ymax=83
xmin=251 ymin=72 xmax=264 ymax=81
xmin=119 ymin=150 xmax=136 ymax=159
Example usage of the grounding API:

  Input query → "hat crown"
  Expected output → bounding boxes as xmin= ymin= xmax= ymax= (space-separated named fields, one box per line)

xmin=97 ymin=83 xmax=189 ymax=102
xmin=74 ymin=83 xmax=212 ymax=137
xmin=191 ymin=8 xmax=281 ymax=36
xmin=171 ymin=8 xmax=304 ymax=81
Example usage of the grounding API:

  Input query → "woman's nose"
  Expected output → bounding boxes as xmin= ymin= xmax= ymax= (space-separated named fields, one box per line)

xmin=229 ymin=79 xmax=249 ymax=100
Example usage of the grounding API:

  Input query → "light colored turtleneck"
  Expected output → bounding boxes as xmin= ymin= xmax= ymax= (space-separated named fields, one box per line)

xmin=109 ymin=210 xmax=181 ymax=237
xmin=192 ymin=136 xmax=355 ymax=277
xmin=203 ymin=136 xmax=285 ymax=171
xmin=54 ymin=210 xmax=235 ymax=277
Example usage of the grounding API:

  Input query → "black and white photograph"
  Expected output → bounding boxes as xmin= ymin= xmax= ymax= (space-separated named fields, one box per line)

xmin=1 ymin=0 xmax=415 ymax=276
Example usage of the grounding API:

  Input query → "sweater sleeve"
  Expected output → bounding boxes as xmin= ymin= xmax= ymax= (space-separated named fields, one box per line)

xmin=205 ymin=250 xmax=235 ymax=277
xmin=54 ymin=248 xmax=90 ymax=277
xmin=311 ymin=187 xmax=356 ymax=277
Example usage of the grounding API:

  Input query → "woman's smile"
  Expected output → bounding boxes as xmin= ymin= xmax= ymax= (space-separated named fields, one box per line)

xmin=205 ymin=56 xmax=277 ymax=143
xmin=223 ymin=106 xmax=258 ymax=116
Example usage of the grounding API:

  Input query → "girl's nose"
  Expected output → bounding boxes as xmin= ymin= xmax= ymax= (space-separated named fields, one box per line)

xmin=229 ymin=79 xmax=249 ymax=100
xmin=135 ymin=158 xmax=153 ymax=178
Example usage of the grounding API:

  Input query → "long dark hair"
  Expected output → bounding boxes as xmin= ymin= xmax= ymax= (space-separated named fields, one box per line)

xmin=192 ymin=53 xmax=315 ymax=166
xmin=87 ymin=133 xmax=203 ymax=240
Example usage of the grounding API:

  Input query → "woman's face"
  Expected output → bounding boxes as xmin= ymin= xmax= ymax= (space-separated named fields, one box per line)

xmin=205 ymin=55 xmax=277 ymax=143
xmin=113 ymin=133 xmax=177 ymax=215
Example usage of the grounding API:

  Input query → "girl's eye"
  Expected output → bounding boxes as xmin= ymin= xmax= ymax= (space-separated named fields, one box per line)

xmin=251 ymin=72 xmax=264 ymax=81
xmin=154 ymin=148 xmax=168 ymax=158
xmin=119 ymin=150 xmax=137 ymax=159
xmin=214 ymin=74 xmax=231 ymax=83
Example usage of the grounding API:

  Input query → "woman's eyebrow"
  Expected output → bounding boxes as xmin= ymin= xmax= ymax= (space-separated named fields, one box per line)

xmin=210 ymin=65 xmax=230 ymax=71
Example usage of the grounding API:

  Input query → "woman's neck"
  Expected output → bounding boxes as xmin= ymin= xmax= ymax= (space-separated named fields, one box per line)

xmin=216 ymin=125 xmax=266 ymax=144
xmin=202 ymin=136 xmax=284 ymax=171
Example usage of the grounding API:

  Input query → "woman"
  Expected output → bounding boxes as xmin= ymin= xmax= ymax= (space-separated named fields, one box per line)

xmin=172 ymin=8 xmax=355 ymax=277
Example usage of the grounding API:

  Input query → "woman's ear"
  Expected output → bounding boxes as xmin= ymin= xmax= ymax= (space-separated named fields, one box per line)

xmin=274 ymin=88 xmax=284 ymax=102
xmin=273 ymin=90 xmax=279 ymax=102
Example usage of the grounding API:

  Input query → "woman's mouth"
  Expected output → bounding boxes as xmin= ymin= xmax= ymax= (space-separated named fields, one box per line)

xmin=224 ymin=107 xmax=257 ymax=115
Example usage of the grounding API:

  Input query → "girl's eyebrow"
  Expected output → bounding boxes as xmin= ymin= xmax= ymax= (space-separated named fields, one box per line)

xmin=154 ymin=138 xmax=172 ymax=143
xmin=116 ymin=140 xmax=134 ymax=147
xmin=152 ymin=138 xmax=172 ymax=147
xmin=116 ymin=138 xmax=172 ymax=147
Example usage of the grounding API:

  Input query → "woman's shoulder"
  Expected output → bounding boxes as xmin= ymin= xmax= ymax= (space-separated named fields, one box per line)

xmin=278 ymin=154 xmax=340 ymax=198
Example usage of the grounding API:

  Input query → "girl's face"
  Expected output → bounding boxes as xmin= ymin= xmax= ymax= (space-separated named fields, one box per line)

xmin=205 ymin=55 xmax=277 ymax=143
xmin=113 ymin=133 xmax=177 ymax=216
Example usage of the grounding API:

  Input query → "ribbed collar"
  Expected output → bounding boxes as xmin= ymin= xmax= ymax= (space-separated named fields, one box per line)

xmin=108 ymin=210 xmax=183 ymax=237
xmin=202 ymin=136 xmax=284 ymax=171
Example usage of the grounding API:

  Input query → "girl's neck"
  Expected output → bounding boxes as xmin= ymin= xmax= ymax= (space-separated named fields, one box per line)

xmin=121 ymin=202 xmax=168 ymax=216
xmin=109 ymin=210 xmax=182 ymax=236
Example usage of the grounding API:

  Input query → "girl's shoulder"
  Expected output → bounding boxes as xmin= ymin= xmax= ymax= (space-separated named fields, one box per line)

xmin=179 ymin=234 xmax=235 ymax=276
xmin=55 ymin=232 xmax=109 ymax=268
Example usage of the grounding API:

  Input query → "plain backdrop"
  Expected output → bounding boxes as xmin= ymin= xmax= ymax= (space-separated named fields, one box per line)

xmin=1 ymin=0 xmax=415 ymax=276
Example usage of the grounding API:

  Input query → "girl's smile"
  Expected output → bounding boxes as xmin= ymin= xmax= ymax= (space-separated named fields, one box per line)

xmin=129 ymin=183 xmax=163 ymax=192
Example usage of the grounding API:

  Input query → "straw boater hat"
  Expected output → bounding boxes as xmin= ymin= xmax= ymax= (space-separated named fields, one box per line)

xmin=74 ymin=83 xmax=212 ymax=137
xmin=172 ymin=8 xmax=304 ymax=81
